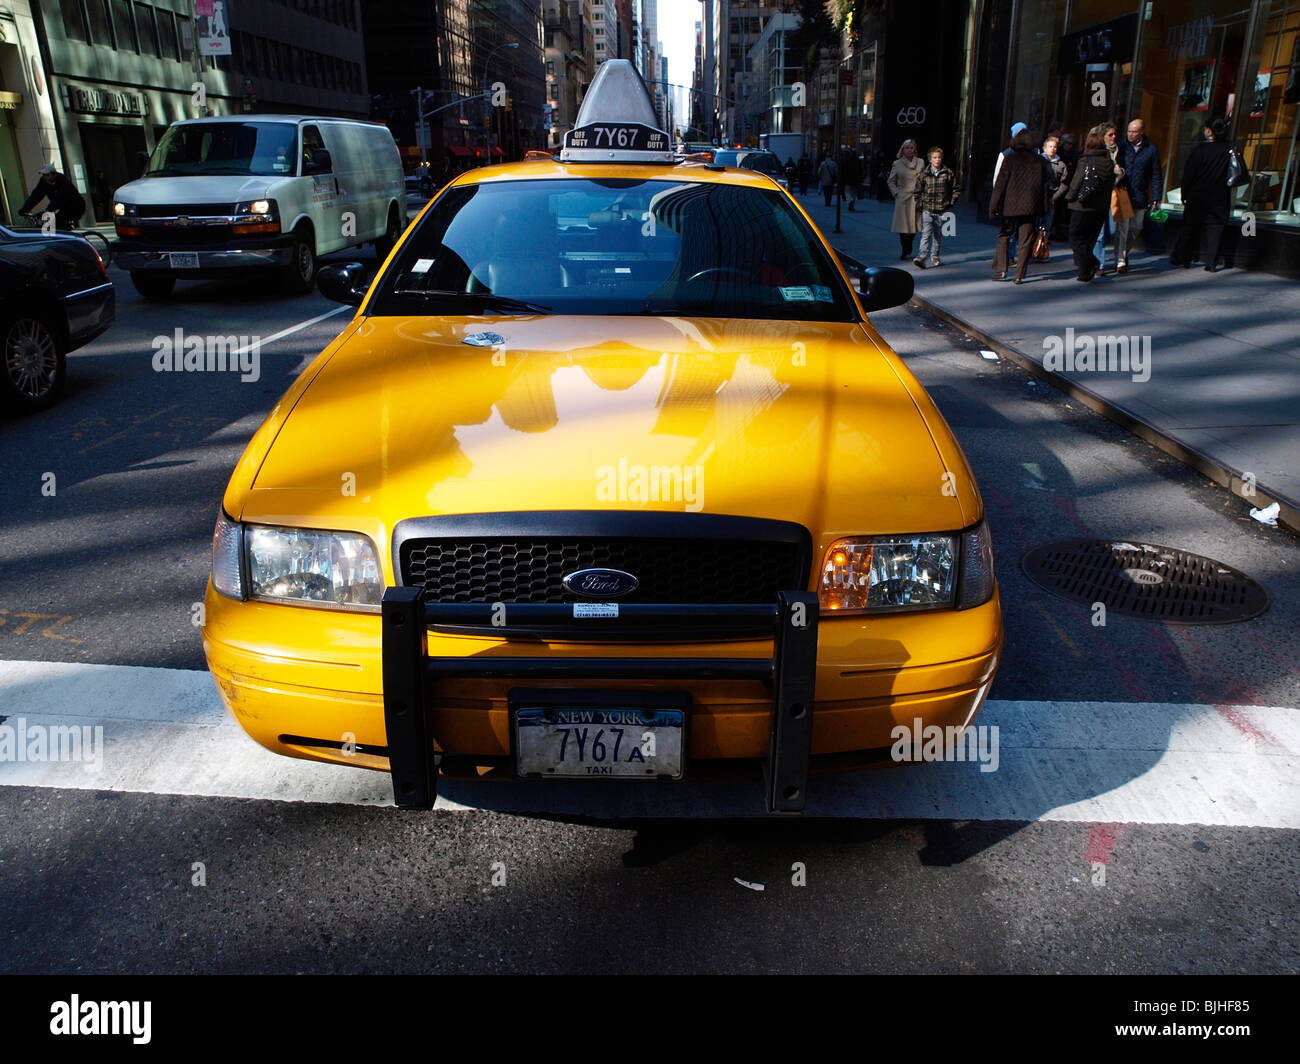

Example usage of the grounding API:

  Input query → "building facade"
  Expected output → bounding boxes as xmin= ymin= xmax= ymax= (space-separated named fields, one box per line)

xmin=986 ymin=0 xmax=1300 ymax=272
xmin=20 ymin=0 xmax=367 ymax=225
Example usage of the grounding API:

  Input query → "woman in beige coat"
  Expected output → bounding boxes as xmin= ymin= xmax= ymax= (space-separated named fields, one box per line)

xmin=887 ymin=139 xmax=926 ymax=259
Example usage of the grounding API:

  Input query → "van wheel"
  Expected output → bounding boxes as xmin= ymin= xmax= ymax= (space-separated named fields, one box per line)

xmin=283 ymin=229 xmax=317 ymax=294
xmin=0 ymin=309 xmax=66 ymax=414
xmin=373 ymin=207 xmax=401 ymax=264
xmin=131 ymin=271 xmax=176 ymax=300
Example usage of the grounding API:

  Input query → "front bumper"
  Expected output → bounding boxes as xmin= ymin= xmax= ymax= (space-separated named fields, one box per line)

xmin=202 ymin=582 xmax=1002 ymax=813
xmin=115 ymin=235 xmax=293 ymax=272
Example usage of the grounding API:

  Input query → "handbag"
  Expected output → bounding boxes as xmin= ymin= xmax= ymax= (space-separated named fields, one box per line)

xmin=1226 ymin=146 xmax=1249 ymax=188
xmin=1111 ymin=186 xmax=1134 ymax=221
xmin=1076 ymin=162 xmax=1100 ymax=204
xmin=1031 ymin=227 xmax=1050 ymax=260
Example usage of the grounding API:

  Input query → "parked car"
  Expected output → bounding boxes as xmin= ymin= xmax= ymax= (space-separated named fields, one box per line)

xmin=202 ymin=62 xmax=1001 ymax=814
xmin=0 ymin=224 xmax=115 ymax=414
xmin=112 ymin=115 xmax=407 ymax=299
xmin=740 ymin=150 xmax=789 ymax=188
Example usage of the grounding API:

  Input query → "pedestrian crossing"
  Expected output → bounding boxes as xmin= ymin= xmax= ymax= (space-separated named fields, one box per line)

xmin=1 ymin=659 xmax=1296 ymax=825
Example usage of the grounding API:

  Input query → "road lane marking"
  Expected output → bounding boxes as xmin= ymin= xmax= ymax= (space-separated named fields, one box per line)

xmin=1 ymin=660 xmax=1297 ymax=824
xmin=240 ymin=304 xmax=350 ymax=357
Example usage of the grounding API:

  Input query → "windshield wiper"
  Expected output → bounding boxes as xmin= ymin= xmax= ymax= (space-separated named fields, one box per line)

xmin=391 ymin=288 xmax=551 ymax=314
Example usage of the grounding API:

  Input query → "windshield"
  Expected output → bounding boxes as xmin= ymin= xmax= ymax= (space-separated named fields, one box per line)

xmin=368 ymin=177 xmax=856 ymax=321
xmin=146 ymin=122 xmax=298 ymax=177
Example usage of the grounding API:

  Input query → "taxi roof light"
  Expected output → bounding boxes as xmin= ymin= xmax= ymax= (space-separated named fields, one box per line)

xmin=560 ymin=59 xmax=675 ymax=165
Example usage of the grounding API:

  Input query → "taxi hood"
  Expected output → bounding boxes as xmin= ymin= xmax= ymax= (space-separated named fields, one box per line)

xmin=240 ymin=315 xmax=973 ymax=551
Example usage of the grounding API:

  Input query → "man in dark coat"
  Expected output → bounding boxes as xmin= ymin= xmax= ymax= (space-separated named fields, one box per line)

xmin=797 ymin=153 xmax=811 ymax=195
xmin=19 ymin=164 xmax=86 ymax=230
xmin=1172 ymin=118 xmax=1241 ymax=272
xmin=839 ymin=147 xmax=862 ymax=211
xmin=1116 ymin=117 xmax=1163 ymax=272
xmin=989 ymin=129 xmax=1051 ymax=283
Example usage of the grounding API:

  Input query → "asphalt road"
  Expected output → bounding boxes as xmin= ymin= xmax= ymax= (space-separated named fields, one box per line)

xmin=0 ymin=261 xmax=1296 ymax=973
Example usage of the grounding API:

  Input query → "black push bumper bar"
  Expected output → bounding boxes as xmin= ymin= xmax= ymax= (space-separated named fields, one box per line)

xmin=381 ymin=587 xmax=819 ymax=814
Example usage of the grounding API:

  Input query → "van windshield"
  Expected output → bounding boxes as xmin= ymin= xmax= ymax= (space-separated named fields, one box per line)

xmin=146 ymin=122 xmax=298 ymax=177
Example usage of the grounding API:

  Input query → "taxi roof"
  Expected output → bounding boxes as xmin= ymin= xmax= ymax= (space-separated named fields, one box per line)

xmin=446 ymin=159 xmax=785 ymax=188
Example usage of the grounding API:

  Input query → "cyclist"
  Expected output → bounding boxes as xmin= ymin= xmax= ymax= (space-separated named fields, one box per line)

xmin=19 ymin=163 xmax=86 ymax=231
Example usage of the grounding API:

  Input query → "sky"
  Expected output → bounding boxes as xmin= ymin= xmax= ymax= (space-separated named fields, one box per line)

xmin=657 ymin=0 xmax=702 ymax=128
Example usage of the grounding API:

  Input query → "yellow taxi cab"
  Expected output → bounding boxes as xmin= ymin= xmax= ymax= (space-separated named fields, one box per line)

xmin=201 ymin=61 xmax=1002 ymax=813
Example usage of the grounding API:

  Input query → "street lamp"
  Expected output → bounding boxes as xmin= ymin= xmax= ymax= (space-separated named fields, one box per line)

xmin=483 ymin=41 xmax=519 ymax=164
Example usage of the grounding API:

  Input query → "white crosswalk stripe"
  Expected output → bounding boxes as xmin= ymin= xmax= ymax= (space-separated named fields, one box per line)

xmin=1 ymin=659 xmax=1297 ymax=825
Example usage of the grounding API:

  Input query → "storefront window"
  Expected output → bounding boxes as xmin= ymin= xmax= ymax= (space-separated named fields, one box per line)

xmin=1234 ymin=0 xmax=1300 ymax=219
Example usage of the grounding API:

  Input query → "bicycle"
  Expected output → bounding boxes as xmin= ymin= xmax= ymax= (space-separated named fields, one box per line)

xmin=16 ymin=211 xmax=113 ymax=268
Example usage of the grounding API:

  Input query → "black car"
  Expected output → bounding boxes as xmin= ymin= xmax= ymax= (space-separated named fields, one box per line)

xmin=0 ymin=224 xmax=115 ymax=413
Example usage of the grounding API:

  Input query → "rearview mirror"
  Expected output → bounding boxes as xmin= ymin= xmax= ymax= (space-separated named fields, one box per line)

xmin=858 ymin=267 xmax=914 ymax=312
xmin=317 ymin=262 xmax=371 ymax=306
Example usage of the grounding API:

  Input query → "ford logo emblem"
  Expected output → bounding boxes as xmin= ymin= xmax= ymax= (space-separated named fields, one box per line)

xmin=562 ymin=568 xmax=639 ymax=599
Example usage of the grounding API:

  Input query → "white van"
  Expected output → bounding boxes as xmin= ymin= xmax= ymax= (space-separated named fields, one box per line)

xmin=112 ymin=115 xmax=406 ymax=299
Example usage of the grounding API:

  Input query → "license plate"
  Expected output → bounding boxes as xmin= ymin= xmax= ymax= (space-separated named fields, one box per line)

xmin=514 ymin=705 xmax=685 ymax=780
xmin=168 ymin=253 xmax=200 ymax=269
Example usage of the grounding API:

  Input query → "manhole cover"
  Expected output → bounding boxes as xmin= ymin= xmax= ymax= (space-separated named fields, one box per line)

xmin=1021 ymin=539 xmax=1270 ymax=624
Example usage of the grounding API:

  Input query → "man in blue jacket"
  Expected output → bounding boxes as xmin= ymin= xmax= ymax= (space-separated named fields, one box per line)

xmin=1116 ymin=118 xmax=1163 ymax=273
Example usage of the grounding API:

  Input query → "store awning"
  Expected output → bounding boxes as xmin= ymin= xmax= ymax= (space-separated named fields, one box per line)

xmin=490 ymin=146 xmax=504 ymax=157
xmin=447 ymin=145 xmax=471 ymax=157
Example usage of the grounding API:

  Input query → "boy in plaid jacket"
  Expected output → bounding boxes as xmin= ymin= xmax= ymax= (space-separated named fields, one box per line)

xmin=914 ymin=148 xmax=958 ymax=268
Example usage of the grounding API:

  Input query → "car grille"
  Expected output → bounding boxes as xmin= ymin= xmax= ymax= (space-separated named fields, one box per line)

xmin=135 ymin=227 xmax=237 ymax=246
xmin=400 ymin=537 xmax=807 ymax=604
xmin=134 ymin=203 xmax=234 ymax=217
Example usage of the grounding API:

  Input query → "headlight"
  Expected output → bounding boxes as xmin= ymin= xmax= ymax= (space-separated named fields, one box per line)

xmin=211 ymin=510 xmax=243 ymax=599
xmin=246 ymin=525 xmax=383 ymax=611
xmin=113 ymin=201 xmax=126 ymax=217
xmin=819 ymin=534 xmax=956 ymax=612
xmin=818 ymin=521 xmax=996 ymax=613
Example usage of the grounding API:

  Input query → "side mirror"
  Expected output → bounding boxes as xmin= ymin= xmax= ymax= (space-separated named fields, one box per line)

xmin=317 ymin=262 xmax=371 ymax=306
xmin=858 ymin=266 xmax=914 ymax=312
xmin=305 ymin=148 xmax=333 ymax=175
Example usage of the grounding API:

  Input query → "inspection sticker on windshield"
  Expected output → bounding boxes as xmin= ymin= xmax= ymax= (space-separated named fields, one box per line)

xmin=812 ymin=285 xmax=833 ymax=302
xmin=411 ymin=258 xmax=434 ymax=273
xmin=574 ymin=603 xmax=619 ymax=618
xmin=779 ymin=286 xmax=815 ymax=302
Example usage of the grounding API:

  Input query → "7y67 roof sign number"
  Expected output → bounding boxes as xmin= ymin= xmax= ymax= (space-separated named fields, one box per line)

xmin=564 ymin=123 xmax=668 ymax=152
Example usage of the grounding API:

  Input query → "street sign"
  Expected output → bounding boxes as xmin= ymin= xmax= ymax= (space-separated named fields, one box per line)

xmin=543 ymin=103 xmax=553 ymax=131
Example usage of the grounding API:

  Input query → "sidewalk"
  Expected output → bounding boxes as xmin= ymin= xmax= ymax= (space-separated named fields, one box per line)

xmin=799 ymin=191 xmax=1300 ymax=532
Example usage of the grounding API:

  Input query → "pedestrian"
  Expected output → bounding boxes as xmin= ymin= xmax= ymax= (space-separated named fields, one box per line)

xmin=1065 ymin=130 xmax=1117 ymax=282
xmin=1059 ymin=132 xmax=1079 ymax=172
xmin=1172 ymin=117 xmax=1243 ymax=272
xmin=1115 ymin=117 xmax=1162 ymax=273
xmin=994 ymin=122 xmax=1028 ymax=261
xmin=887 ymin=138 xmax=925 ymax=259
xmin=1041 ymin=135 xmax=1069 ymax=242
xmin=989 ymin=127 xmax=1049 ymax=283
xmin=19 ymin=163 xmax=85 ymax=231
xmin=1091 ymin=123 xmax=1126 ymax=273
xmin=818 ymin=152 xmax=838 ymax=207
xmin=840 ymin=145 xmax=862 ymax=211
xmin=785 ymin=156 xmax=797 ymax=188
xmin=797 ymin=153 xmax=811 ymax=195
xmin=913 ymin=146 xmax=957 ymax=268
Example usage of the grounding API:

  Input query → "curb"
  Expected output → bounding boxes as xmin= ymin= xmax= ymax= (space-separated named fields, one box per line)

xmin=908 ymin=294 xmax=1299 ymax=536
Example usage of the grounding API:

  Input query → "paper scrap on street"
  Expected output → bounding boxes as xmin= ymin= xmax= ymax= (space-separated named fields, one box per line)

xmin=1249 ymin=502 xmax=1280 ymax=526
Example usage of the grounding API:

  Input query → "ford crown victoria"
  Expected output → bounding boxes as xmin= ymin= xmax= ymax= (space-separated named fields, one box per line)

xmin=202 ymin=62 xmax=1002 ymax=812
